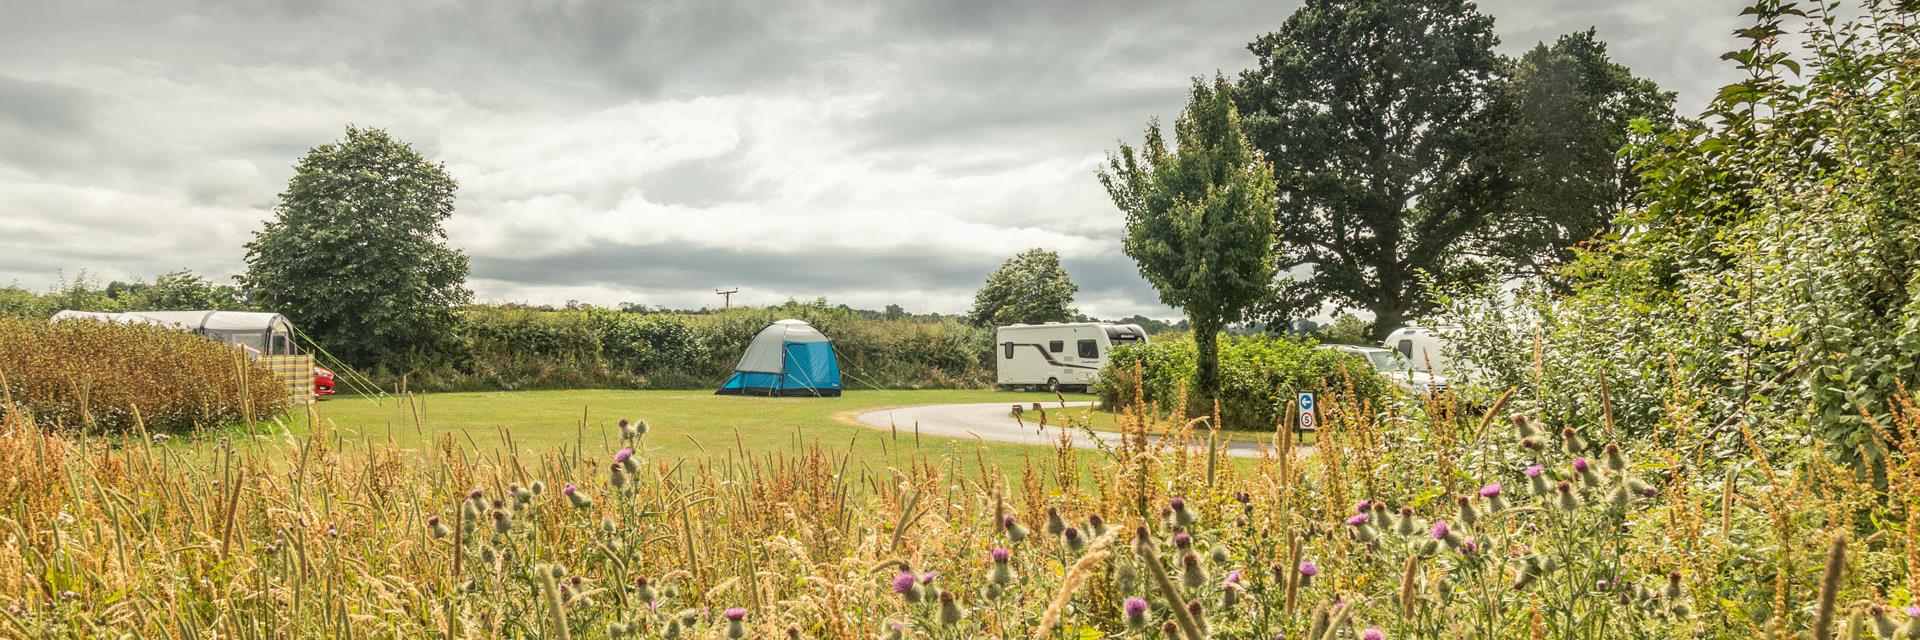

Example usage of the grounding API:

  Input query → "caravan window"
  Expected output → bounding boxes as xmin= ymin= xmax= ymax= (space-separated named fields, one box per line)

xmin=1048 ymin=340 xmax=1063 ymax=353
xmin=1077 ymin=339 xmax=1098 ymax=359
xmin=1395 ymin=340 xmax=1413 ymax=359
xmin=1003 ymin=342 xmax=1014 ymax=359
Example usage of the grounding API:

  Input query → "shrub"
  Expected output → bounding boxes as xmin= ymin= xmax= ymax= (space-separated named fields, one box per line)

xmin=1096 ymin=333 xmax=1394 ymax=429
xmin=0 ymin=317 xmax=288 ymax=431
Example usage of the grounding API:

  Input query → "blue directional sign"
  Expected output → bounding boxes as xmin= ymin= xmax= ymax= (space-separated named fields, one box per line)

xmin=1297 ymin=392 xmax=1316 ymax=430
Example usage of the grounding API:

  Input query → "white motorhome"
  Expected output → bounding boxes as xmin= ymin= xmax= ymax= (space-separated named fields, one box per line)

xmin=995 ymin=322 xmax=1146 ymax=392
xmin=1382 ymin=323 xmax=1469 ymax=378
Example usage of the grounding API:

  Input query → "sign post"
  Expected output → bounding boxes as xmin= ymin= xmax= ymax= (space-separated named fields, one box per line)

xmin=1297 ymin=391 xmax=1316 ymax=431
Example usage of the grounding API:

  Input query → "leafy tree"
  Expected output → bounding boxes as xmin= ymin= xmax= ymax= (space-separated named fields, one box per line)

xmin=967 ymin=248 xmax=1078 ymax=327
xmin=1482 ymin=30 xmax=1678 ymax=283
xmin=131 ymin=270 xmax=247 ymax=310
xmin=1100 ymin=75 xmax=1281 ymax=406
xmin=1234 ymin=0 xmax=1506 ymax=338
xmin=242 ymin=126 xmax=470 ymax=368
xmin=1314 ymin=313 xmax=1373 ymax=345
xmin=883 ymin=304 xmax=907 ymax=321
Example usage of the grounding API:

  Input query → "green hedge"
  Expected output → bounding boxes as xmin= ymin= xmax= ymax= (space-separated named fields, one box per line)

xmin=1095 ymin=334 xmax=1394 ymax=430
xmin=382 ymin=303 xmax=994 ymax=392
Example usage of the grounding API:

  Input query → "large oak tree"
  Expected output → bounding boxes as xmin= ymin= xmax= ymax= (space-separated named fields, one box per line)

xmin=1234 ymin=0 xmax=1507 ymax=338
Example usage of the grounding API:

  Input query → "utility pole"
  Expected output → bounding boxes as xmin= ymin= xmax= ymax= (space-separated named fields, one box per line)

xmin=715 ymin=288 xmax=738 ymax=309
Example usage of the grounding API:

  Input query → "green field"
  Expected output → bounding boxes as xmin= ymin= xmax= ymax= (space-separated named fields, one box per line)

xmin=236 ymin=388 xmax=1113 ymax=475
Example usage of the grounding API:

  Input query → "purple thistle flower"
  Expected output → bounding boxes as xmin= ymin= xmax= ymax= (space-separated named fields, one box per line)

xmin=1345 ymin=513 xmax=1370 ymax=526
xmin=1479 ymin=483 xmax=1502 ymax=498
xmin=1173 ymin=531 xmax=1193 ymax=548
xmin=723 ymin=607 xmax=747 ymax=621
xmin=613 ymin=447 xmax=633 ymax=463
xmin=1124 ymin=596 xmax=1150 ymax=616
xmin=1169 ymin=497 xmax=1185 ymax=510
xmin=1431 ymin=520 xmax=1451 ymax=540
xmin=1907 ymin=605 xmax=1920 ymax=618
xmin=1362 ymin=627 xmax=1385 ymax=640
xmin=891 ymin=572 xmax=915 ymax=594
xmin=468 ymin=488 xmax=483 ymax=501
xmin=991 ymin=548 xmax=1011 ymax=562
xmin=1355 ymin=499 xmax=1372 ymax=514
xmin=1224 ymin=569 xmax=1244 ymax=585
xmin=561 ymin=483 xmax=577 ymax=496
xmin=1298 ymin=560 xmax=1320 ymax=577
xmin=1572 ymin=457 xmax=1590 ymax=472
xmin=1523 ymin=465 xmax=1543 ymax=477
xmin=919 ymin=571 xmax=938 ymax=585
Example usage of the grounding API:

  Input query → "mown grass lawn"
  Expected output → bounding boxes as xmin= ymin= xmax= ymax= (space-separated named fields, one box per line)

xmin=236 ymin=388 xmax=1110 ymax=477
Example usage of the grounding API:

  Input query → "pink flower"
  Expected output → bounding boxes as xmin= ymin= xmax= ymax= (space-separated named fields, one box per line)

xmin=1362 ymin=627 xmax=1385 ymax=640
xmin=1224 ymin=569 xmax=1244 ymax=585
xmin=991 ymin=548 xmax=1011 ymax=562
xmin=1124 ymin=596 xmax=1150 ymax=616
xmin=613 ymin=447 xmax=633 ymax=463
xmin=1523 ymin=465 xmax=1543 ymax=477
xmin=1354 ymin=500 xmax=1372 ymax=514
xmin=1297 ymin=560 xmax=1320 ymax=577
xmin=723 ymin=607 xmax=747 ymax=621
xmin=1479 ymin=483 xmax=1502 ymax=498
xmin=560 ymin=483 xmax=577 ymax=496
xmin=891 ymin=572 xmax=915 ymax=594
xmin=1907 ymin=605 xmax=1920 ymax=618
xmin=1431 ymin=520 xmax=1451 ymax=540
xmin=1573 ymin=457 xmax=1590 ymax=472
xmin=1345 ymin=513 xmax=1370 ymax=526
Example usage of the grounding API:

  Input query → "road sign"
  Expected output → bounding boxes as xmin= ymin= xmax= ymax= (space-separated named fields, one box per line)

xmin=1297 ymin=392 xmax=1316 ymax=431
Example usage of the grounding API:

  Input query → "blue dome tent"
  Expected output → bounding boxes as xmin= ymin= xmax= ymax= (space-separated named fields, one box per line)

xmin=715 ymin=319 xmax=843 ymax=397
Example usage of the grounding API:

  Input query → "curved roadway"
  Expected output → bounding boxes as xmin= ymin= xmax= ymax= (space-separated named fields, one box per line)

xmin=851 ymin=401 xmax=1273 ymax=458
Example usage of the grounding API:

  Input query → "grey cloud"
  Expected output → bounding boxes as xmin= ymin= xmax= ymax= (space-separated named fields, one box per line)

xmin=0 ymin=74 xmax=97 ymax=169
xmin=474 ymin=241 xmax=1001 ymax=293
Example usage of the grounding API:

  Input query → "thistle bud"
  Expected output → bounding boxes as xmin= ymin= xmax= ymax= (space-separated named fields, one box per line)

xmin=1456 ymin=495 xmax=1478 ymax=529
xmin=1002 ymin=514 xmax=1029 ymax=543
xmin=1604 ymin=443 xmax=1627 ymax=472
xmin=1525 ymin=465 xmax=1550 ymax=496
xmin=1170 ymin=498 xmax=1196 ymax=527
xmin=1123 ymin=597 xmax=1150 ymax=629
xmin=1511 ymin=413 xmax=1534 ymax=438
xmin=530 ymin=481 xmax=546 ymax=496
xmin=723 ymin=607 xmax=747 ymax=639
xmin=1555 ymin=481 xmax=1580 ymax=512
xmin=1394 ymin=508 xmax=1417 ymax=536
xmin=562 ymin=483 xmax=592 ymax=509
xmin=1561 ymin=427 xmax=1587 ymax=455
xmin=937 ymin=591 xmax=963 ymax=627
xmin=1665 ymin=572 xmax=1682 ymax=600
xmin=1063 ymin=527 xmax=1086 ymax=553
xmin=989 ymin=548 xmax=1015 ymax=586
xmin=633 ymin=420 xmax=650 ymax=437
xmin=1173 ymin=531 xmax=1193 ymax=549
xmin=1045 ymin=507 xmax=1067 ymax=535
xmin=491 ymin=509 xmax=512 ymax=535
xmin=610 ymin=465 xmax=628 ymax=488
xmin=1606 ymin=484 xmax=1631 ymax=508
xmin=428 ymin=516 xmax=450 ymax=539
xmin=1875 ymin=605 xmax=1899 ymax=638
xmin=635 ymin=576 xmax=657 ymax=604
xmin=1297 ymin=560 xmax=1319 ymax=588
xmin=1088 ymin=513 xmax=1109 ymax=537
xmin=1182 ymin=552 xmax=1209 ymax=589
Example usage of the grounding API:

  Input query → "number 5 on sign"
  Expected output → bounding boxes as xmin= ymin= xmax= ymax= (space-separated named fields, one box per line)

xmin=1297 ymin=392 xmax=1316 ymax=431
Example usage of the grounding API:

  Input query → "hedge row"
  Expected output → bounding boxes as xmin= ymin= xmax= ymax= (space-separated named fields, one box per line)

xmin=0 ymin=317 xmax=288 ymax=432
xmin=390 ymin=304 xmax=996 ymax=392
xmin=1094 ymin=334 xmax=1394 ymax=430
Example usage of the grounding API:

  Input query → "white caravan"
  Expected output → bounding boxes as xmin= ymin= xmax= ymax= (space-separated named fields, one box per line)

xmin=1381 ymin=324 xmax=1472 ymax=390
xmin=995 ymin=322 xmax=1147 ymax=392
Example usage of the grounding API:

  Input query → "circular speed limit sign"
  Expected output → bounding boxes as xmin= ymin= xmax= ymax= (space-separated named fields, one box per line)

xmin=1297 ymin=392 xmax=1316 ymax=431
xmin=1298 ymin=411 xmax=1316 ymax=430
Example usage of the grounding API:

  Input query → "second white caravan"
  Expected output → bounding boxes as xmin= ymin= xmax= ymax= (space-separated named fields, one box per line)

xmin=995 ymin=322 xmax=1147 ymax=391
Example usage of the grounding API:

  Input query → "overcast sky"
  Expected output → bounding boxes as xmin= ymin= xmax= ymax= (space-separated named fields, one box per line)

xmin=0 ymin=0 xmax=1751 ymax=318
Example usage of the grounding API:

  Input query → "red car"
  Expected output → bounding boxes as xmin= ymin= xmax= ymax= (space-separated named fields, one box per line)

xmin=314 ymin=366 xmax=337 ymax=397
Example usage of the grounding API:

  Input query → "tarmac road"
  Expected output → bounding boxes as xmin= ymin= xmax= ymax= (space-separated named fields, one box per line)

xmin=851 ymin=401 xmax=1274 ymax=458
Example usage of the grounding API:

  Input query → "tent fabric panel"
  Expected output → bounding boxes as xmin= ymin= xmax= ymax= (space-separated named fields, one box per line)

xmin=780 ymin=341 xmax=841 ymax=392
